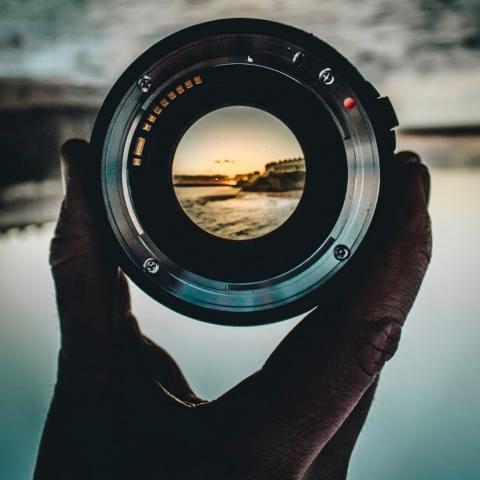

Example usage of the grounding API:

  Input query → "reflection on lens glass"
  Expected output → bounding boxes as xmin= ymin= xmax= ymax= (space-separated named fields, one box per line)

xmin=172 ymin=106 xmax=305 ymax=240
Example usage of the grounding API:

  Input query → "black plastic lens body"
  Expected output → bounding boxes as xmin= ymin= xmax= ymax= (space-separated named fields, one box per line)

xmin=91 ymin=18 xmax=398 ymax=325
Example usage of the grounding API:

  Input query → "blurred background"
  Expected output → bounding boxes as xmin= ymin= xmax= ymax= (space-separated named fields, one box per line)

xmin=1 ymin=1 xmax=479 ymax=478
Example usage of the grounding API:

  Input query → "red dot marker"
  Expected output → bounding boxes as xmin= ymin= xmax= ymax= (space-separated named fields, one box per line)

xmin=343 ymin=97 xmax=356 ymax=109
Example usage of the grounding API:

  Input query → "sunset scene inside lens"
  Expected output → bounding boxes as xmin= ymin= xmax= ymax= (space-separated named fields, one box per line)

xmin=172 ymin=106 xmax=306 ymax=240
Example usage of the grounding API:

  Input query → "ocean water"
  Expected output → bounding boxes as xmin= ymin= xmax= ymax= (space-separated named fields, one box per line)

xmin=1 ymin=167 xmax=479 ymax=479
xmin=174 ymin=186 xmax=303 ymax=239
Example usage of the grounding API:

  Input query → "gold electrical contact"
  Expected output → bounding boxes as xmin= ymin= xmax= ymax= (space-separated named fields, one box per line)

xmin=133 ymin=137 xmax=146 ymax=156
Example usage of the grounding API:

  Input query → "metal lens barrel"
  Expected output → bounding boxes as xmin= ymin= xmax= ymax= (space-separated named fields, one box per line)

xmin=91 ymin=18 xmax=398 ymax=325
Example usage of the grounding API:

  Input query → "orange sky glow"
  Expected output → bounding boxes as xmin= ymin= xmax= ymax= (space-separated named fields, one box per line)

xmin=172 ymin=106 xmax=304 ymax=177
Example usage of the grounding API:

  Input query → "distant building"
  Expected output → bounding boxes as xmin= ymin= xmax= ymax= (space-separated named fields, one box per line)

xmin=265 ymin=157 xmax=305 ymax=175
xmin=233 ymin=172 xmax=260 ymax=182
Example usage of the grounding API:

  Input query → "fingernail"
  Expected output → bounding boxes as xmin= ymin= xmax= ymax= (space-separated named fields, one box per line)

xmin=396 ymin=150 xmax=421 ymax=167
xmin=61 ymin=138 xmax=89 ymax=164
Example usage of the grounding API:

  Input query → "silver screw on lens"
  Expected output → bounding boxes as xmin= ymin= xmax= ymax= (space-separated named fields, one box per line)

xmin=334 ymin=245 xmax=350 ymax=261
xmin=319 ymin=67 xmax=335 ymax=85
xmin=143 ymin=258 xmax=160 ymax=274
xmin=137 ymin=75 xmax=153 ymax=93
xmin=292 ymin=51 xmax=306 ymax=66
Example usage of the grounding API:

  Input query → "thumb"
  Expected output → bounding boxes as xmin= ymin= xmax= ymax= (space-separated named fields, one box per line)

xmin=50 ymin=139 xmax=132 ymax=379
xmin=51 ymin=139 xmax=103 ymax=266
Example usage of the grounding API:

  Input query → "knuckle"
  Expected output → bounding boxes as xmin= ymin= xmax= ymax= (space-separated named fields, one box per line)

xmin=353 ymin=316 xmax=403 ymax=377
xmin=401 ymin=206 xmax=432 ymax=239
xmin=49 ymin=235 xmax=67 ymax=268
xmin=49 ymin=235 xmax=84 ymax=269
xmin=354 ymin=303 xmax=407 ymax=326
xmin=49 ymin=226 xmax=107 ymax=270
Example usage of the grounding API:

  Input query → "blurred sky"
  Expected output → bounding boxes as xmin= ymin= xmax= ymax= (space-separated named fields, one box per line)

xmin=1 ymin=0 xmax=480 ymax=126
xmin=173 ymin=106 xmax=304 ymax=176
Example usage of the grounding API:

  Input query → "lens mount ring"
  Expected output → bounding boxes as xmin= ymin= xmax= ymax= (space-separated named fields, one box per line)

xmin=92 ymin=18 xmax=398 ymax=325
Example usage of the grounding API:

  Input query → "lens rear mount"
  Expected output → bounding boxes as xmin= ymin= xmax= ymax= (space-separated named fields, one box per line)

xmin=92 ymin=18 xmax=398 ymax=325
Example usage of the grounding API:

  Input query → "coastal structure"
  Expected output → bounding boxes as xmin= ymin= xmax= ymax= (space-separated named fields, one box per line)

xmin=173 ymin=158 xmax=306 ymax=191
xmin=265 ymin=157 xmax=305 ymax=175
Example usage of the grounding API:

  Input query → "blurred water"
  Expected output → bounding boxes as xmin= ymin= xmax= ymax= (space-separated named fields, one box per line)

xmin=175 ymin=186 xmax=303 ymax=239
xmin=1 ymin=167 xmax=479 ymax=479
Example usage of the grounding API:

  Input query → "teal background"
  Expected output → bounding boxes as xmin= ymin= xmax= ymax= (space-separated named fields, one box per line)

xmin=1 ymin=170 xmax=479 ymax=479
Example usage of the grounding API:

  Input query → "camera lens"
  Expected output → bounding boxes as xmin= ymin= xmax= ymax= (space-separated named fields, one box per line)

xmin=92 ymin=18 xmax=398 ymax=325
xmin=172 ymin=106 xmax=306 ymax=241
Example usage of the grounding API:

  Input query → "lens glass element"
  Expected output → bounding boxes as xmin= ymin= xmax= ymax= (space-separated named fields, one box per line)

xmin=172 ymin=106 xmax=306 ymax=240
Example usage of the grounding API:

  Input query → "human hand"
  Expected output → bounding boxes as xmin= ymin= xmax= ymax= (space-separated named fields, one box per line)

xmin=34 ymin=140 xmax=431 ymax=480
